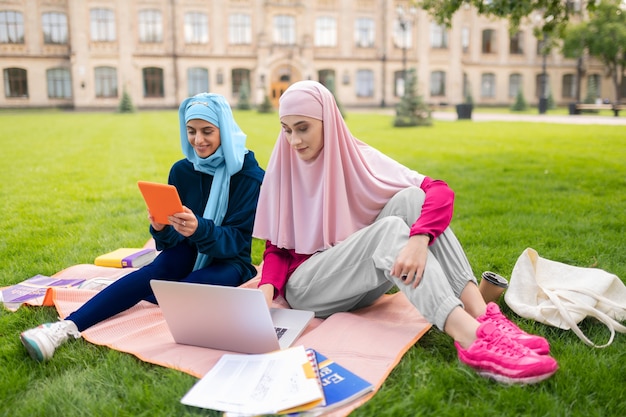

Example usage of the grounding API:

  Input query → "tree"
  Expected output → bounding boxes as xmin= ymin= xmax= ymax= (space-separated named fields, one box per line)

xmin=237 ymin=79 xmax=251 ymax=110
xmin=576 ymin=0 xmax=626 ymax=103
xmin=324 ymin=74 xmax=346 ymax=119
xmin=419 ymin=0 xmax=597 ymax=38
xmin=257 ymin=93 xmax=274 ymax=114
xmin=561 ymin=22 xmax=590 ymax=102
xmin=511 ymin=90 xmax=528 ymax=111
xmin=117 ymin=89 xmax=135 ymax=113
xmin=394 ymin=68 xmax=432 ymax=127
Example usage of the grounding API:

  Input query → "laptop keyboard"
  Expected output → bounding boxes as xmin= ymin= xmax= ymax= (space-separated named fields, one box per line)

xmin=274 ymin=327 xmax=288 ymax=339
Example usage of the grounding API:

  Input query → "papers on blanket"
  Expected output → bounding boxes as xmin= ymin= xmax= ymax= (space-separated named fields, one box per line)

xmin=1 ymin=274 xmax=85 ymax=311
xmin=181 ymin=345 xmax=324 ymax=415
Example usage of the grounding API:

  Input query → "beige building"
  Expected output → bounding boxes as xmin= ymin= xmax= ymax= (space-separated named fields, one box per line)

xmin=0 ymin=0 xmax=613 ymax=110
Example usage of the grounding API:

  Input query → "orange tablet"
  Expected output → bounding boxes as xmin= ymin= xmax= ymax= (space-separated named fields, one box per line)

xmin=137 ymin=181 xmax=184 ymax=225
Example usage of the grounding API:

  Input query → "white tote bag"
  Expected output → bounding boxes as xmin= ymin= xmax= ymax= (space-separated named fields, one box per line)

xmin=504 ymin=248 xmax=626 ymax=348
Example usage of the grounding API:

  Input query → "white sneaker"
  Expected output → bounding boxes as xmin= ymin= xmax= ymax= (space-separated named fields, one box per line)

xmin=20 ymin=320 xmax=81 ymax=362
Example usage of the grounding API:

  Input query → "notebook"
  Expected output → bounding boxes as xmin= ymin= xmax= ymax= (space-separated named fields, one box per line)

xmin=137 ymin=181 xmax=184 ymax=225
xmin=150 ymin=280 xmax=315 ymax=354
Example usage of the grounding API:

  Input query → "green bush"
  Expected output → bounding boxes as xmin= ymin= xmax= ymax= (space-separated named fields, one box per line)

xmin=394 ymin=68 xmax=432 ymax=127
xmin=511 ymin=90 xmax=528 ymax=112
xmin=117 ymin=89 xmax=135 ymax=113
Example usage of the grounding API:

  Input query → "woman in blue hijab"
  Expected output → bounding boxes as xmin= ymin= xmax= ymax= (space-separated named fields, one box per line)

xmin=20 ymin=93 xmax=265 ymax=362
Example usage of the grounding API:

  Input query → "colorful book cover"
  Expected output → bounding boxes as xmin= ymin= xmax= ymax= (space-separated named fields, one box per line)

xmin=94 ymin=248 xmax=157 ymax=268
xmin=290 ymin=349 xmax=374 ymax=416
xmin=1 ymin=274 xmax=86 ymax=304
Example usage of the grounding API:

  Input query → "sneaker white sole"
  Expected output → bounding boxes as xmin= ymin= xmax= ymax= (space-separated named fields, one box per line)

xmin=20 ymin=332 xmax=50 ymax=362
xmin=477 ymin=367 xmax=557 ymax=385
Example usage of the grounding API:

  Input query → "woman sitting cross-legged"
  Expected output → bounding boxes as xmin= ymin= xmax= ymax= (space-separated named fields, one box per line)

xmin=252 ymin=80 xmax=557 ymax=384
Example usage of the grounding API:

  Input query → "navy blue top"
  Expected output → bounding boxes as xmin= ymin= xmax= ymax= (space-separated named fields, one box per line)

xmin=150 ymin=151 xmax=265 ymax=282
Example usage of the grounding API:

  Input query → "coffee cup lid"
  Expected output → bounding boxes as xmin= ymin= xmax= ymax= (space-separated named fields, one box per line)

xmin=481 ymin=271 xmax=509 ymax=288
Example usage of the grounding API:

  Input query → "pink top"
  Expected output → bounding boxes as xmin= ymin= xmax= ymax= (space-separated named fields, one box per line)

xmin=252 ymin=80 xmax=454 ymax=297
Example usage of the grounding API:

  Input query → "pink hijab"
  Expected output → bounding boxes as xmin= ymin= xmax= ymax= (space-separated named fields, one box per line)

xmin=253 ymin=80 xmax=425 ymax=254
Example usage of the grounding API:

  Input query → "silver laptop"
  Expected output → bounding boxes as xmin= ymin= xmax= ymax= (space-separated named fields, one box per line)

xmin=150 ymin=280 xmax=314 ymax=354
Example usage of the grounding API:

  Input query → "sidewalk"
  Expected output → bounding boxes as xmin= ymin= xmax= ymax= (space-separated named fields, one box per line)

xmin=432 ymin=111 xmax=626 ymax=126
xmin=349 ymin=107 xmax=626 ymax=125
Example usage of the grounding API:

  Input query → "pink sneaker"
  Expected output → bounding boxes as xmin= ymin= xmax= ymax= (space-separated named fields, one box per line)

xmin=455 ymin=322 xmax=558 ymax=384
xmin=478 ymin=302 xmax=550 ymax=355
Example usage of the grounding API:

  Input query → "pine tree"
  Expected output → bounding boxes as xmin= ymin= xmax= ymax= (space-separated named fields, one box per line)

xmin=324 ymin=74 xmax=346 ymax=119
xmin=237 ymin=79 xmax=251 ymax=110
xmin=117 ymin=89 xmax=135 ymax=113
xmin=547 ymin=89 xmax=556 ymax=110
xmin=394 ymin=69 xmax=432 ymax=127
xmin=584 ymin=76 xmax=598 ymax=104
xmin=257 ymin=93 xmax=274 ymax=114
xmin=511 ymin=90 xmax=528 ymax=111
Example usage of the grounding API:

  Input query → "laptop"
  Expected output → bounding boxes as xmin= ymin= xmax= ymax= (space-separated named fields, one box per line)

xmin=150 ymin=280 xmax=314 ymax=354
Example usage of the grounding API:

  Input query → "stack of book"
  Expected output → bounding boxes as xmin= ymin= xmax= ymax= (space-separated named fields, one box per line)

xmin=94 ymin=248 xmax=157 ymax=268
xmin=180 ymin=346 xmax=373 ymax=416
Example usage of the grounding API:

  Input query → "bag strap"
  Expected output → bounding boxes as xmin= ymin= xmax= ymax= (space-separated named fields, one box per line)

xmin=542 ymin=287 xmax=623 ymax=348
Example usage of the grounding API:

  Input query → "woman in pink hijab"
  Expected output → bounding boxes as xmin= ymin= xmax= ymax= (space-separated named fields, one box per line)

xmin=253 ymin=80 xmax=557 ymax=384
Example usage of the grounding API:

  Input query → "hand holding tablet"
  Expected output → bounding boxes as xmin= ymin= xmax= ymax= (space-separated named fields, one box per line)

xmin=137 ymin=181 xmax=184 ymax=224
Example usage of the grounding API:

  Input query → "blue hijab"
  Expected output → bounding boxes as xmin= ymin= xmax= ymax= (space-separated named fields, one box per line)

xmin=178 ymin=93 xmax=247 ymax=270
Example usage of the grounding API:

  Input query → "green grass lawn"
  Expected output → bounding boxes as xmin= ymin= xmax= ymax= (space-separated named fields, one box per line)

xmin=1 ymin=109 xmax=625 ymax=416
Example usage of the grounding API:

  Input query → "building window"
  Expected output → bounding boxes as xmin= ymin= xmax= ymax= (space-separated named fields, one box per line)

xmin=184 ymin=12 xmax=208 ymax=44
xmin=482 ymin=29 xmax=496 ymax=53
xmin=273 ymin=15 xmax=295 ymax=45
xmin=46 ymin=68 xmax=72 ymax=98
xmin=430 ymin=71 xmax=446 ymax=96
xmin=188 ymin=67 xmax=209 ymax=96
xmin=138 ymin=9 xmax=162 ymax=43
xmin=394 ymin=70 xmax=405 ymax=97
xmin=393 ymin=20 xmax=413 ymax=49
xmin=42 ymin=12 xmax=68 ymax=44
xmin=562 ymin=74 xmax=576 ymax=99
xmin=509 ymin=73 xmax=522 ymax=98
xmin=231 ymin=68 xmax=250 ymax=97
xmin=461 ymin=27 xmax=470 ymax=53
xmin=0 ymin=10 xmax=24 ymax=43
xmin=356 ymin=70 xmax=374 ymax=97
xmin=94 ymin=66 xmax=117 ymax=98
xmin=3 ymin=67 xmax=28 ymax=97
xmin=90 ymin=8 xmax=116 ymax=42
xmin=354 ymin=17 xmax=374 ymax=48
xmin=510 ymin=31 xmax=523 ymax=54
xmin=481 ymin=73 xmax=496 ymax=98
xmin=229 ymin=13 xmax=251 ymax=45
xmin=315 ymin=16 xmax=336 ymax=47
xmin=143 ymin=67 xmax=164 ymax=97
xmin=430 ymin=23 xmax=448 ymax=49
xmin=535 ymin=73 xmax=550 ymax=98
xmin=566 ymin=0 xmax=582 ymax=13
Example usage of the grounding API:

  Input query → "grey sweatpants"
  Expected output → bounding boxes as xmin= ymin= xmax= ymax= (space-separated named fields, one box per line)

xmin=285 ymin=187 xmax=477 ymax=330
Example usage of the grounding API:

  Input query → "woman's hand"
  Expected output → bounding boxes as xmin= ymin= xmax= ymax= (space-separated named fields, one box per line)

xmin=169 ymin=206 xmax=197 ymax=237
xmin=259 ymin=283 xmax=275 ymax=309
xmin=148 ymin=211 xmax=166 ymax=232
xmin=391 ymin=234 xmax=430 ymax=288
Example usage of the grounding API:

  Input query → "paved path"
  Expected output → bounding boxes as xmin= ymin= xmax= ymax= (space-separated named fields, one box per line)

xmin=431 ymin=111 xmax=626 ymax=126
xmin=350 ymin=107 xmax=626 ymax=126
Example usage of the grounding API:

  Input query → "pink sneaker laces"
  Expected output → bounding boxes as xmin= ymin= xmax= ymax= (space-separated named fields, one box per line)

xmin=478 ymin=302 xmax=550 ymax=355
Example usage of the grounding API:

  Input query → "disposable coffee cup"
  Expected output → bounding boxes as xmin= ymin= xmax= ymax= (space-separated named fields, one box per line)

xmin=479 ymin=271 xmax=509 ymax=303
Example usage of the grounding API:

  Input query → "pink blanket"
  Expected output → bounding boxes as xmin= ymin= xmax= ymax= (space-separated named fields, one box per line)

xmin=51 ymin=264 xmax=431 ymax=416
